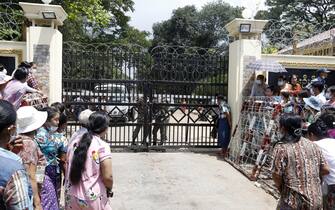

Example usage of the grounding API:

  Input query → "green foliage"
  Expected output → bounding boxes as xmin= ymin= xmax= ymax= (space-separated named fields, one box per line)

xmin=110 ymin=26 xmax=151 ymax=47
xmin=264 ymin=0 xmax=335 ymax=24
xmin=255 ymin=0 xmax=335 ymax=50
xmin=193 ymin=72 xmax=228 ymax=96
xmin=262 ymin=46 xmax=279 ymax=54
xmin=152 ymin=0 xmax=243 ymax=48
xmin=152 ymin=6 xmax=199 ymax=47
xmin=10 ymin=0 xmax=136 ymax=42
xmin=0 ymin=4 xmax=24 ymax=41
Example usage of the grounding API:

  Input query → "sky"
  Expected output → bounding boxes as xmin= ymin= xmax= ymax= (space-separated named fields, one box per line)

xmin=128 ymin=0 xmax=267 ymax=33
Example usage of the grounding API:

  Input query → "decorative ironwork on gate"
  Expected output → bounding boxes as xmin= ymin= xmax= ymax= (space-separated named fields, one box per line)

xmin=63 ymin=42 xmax=228 ymax=148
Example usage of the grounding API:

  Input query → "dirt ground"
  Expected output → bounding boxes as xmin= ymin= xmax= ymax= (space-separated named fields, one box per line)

xmin=110 ymin=153 xmax=277 ymax=210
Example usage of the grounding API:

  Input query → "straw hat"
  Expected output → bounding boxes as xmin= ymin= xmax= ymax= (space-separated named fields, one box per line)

xmin=17 ymin=106 xmax=47 ymax=134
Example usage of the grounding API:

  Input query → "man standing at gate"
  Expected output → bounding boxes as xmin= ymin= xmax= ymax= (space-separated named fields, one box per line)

xmin=152 ymin=97 xmax=169 ymax=146
xmin=132 ymin=97 xmax=150 ymax=146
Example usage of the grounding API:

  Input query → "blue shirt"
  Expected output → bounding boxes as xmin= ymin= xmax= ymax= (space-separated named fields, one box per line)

xmin=0 ymin=150 xmax=33 ymax=210
xmin=0 ymin=147 xmax=22 ymax=164
xmin=34 ymin=127 xmax=66 ymax=166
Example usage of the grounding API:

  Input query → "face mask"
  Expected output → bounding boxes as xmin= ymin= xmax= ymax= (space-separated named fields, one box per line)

xmin=255 ymin=80 xmax=262 ymax=85
xmin=310 ymin=89 xmax=315 ymax=96
xmin=278 ymin=81 xmax=284 ymax=86
xmin=49 ymin=126 xmax=58 ymax=133
xmin=321 ymin=76 xmax=326 ymax=79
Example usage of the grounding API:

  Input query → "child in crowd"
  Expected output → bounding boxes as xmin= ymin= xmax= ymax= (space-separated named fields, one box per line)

xmin=280 ymin=91 xmax=294 ymax=114
xmin=51 ymin=111 xmax=68 ymax=203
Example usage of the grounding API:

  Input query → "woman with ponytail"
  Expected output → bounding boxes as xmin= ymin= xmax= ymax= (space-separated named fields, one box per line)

xmin=272 ymin=114 xmax=329 ymax=210
xmin=65 ymin=112 xmax=113 ymax=210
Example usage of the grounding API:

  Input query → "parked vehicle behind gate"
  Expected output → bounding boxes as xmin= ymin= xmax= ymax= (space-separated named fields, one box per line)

xmin=94 ymin=84 xmax=132 ymax=122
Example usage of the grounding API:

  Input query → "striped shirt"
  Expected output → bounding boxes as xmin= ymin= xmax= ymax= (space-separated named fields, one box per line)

xmin=0 ymin=153 xmax=32 ymax=210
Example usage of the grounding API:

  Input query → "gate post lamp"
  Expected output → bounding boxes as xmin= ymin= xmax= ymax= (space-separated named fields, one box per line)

xmin=19 ymin=2 xmax=67 ymax=29
xmin=42 ymin=0 xmax=52 ymax=4
xmin=225 ymin=18 xmax=268 ymax=41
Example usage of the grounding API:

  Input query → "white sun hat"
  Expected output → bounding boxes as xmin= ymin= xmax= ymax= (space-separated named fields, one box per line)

xmin=78 ymin=109 xmax=93 ymax=126
xmin=303 ymin=96 xmax=322 ymax=111
xmin=17 ymin=106 xmax=48 ymax=134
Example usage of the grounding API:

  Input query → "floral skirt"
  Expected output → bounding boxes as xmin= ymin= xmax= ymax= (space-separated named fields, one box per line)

xmin=41 ymin=165 xmax=61 ymax=210
xmin=65 ymin=194 xmax=112 ymax=210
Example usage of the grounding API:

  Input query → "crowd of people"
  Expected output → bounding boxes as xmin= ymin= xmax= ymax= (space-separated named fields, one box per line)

xmin=248 ymin=68 xmax=335 ymax=209
xmin=0 ymin=100 xmax=114 ymax=210
xmin=0 ymin=63 xmax=114 ymax=210
xmin=250 ymin=68 xmax=334 ymax=124
xmin=0 ymin=61 xmax=334 ymax=210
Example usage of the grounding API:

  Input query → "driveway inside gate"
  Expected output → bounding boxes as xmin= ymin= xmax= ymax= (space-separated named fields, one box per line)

xmin=111 ymin=153 xmax=277 ymax=210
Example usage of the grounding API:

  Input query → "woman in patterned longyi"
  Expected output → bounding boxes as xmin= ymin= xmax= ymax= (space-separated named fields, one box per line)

xmin=35 ymin=107 xmax=66 ymax=210
xmin=272 ymin=114 xmax=330 ymax=210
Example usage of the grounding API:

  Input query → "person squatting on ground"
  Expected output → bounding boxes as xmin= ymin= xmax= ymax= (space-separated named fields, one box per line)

xmin=0 ymin=100 xmax=33 ymax=210
xmin=65 ymin=112 xmax=113 ymax=210
xmin=272 ymin=114 xmax=329 ymax=210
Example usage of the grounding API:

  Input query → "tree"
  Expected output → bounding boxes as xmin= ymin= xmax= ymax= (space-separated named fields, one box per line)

xmin=108 ymin=26 xmax=151 ymax=47
xmin=152 ymin=1 xmax=243 ymax=49
xmin=264 ymin=0 xmax=335 ymax=24
xmin=152 ymin=6 xmax=199 ymax=47
xmin=196 ymin=1 xmax=243 ymax=48
xmin=9 ymin=0 xmax=135 ymax=42
xmin=255 ymin=0 xmax=335 ymax=52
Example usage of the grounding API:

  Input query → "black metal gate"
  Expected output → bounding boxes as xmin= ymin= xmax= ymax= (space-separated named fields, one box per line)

xmin=62 ymin=42 xmax=228 ymax=148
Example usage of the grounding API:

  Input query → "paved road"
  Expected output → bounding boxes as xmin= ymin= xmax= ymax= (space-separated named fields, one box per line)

xmin=110 ymin=153 xmax=277 ymax=210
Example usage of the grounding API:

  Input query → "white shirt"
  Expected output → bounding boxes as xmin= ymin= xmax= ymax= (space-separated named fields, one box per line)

xmin=316 ymin=93 xmax=327 ymax=104
xmin=68 ymin=127 xmax=87 ymax=145
xmin=315 ymin=138 xmax=335 ymax=185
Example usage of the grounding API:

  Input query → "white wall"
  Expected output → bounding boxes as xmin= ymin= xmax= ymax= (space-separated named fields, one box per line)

xmin=228 ymin=39 xmax=262 ymax=129
xmin=261 ymin=54 xmax=335 ymax=69
xmin=26 ymin=26 xmax=63 ymax=104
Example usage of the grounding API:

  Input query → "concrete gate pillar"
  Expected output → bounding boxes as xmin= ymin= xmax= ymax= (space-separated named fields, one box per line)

xmin=224 ymin=19 xmax=268 ymax=130
xmin=19 ymin=2 xmax=67 ymax=104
